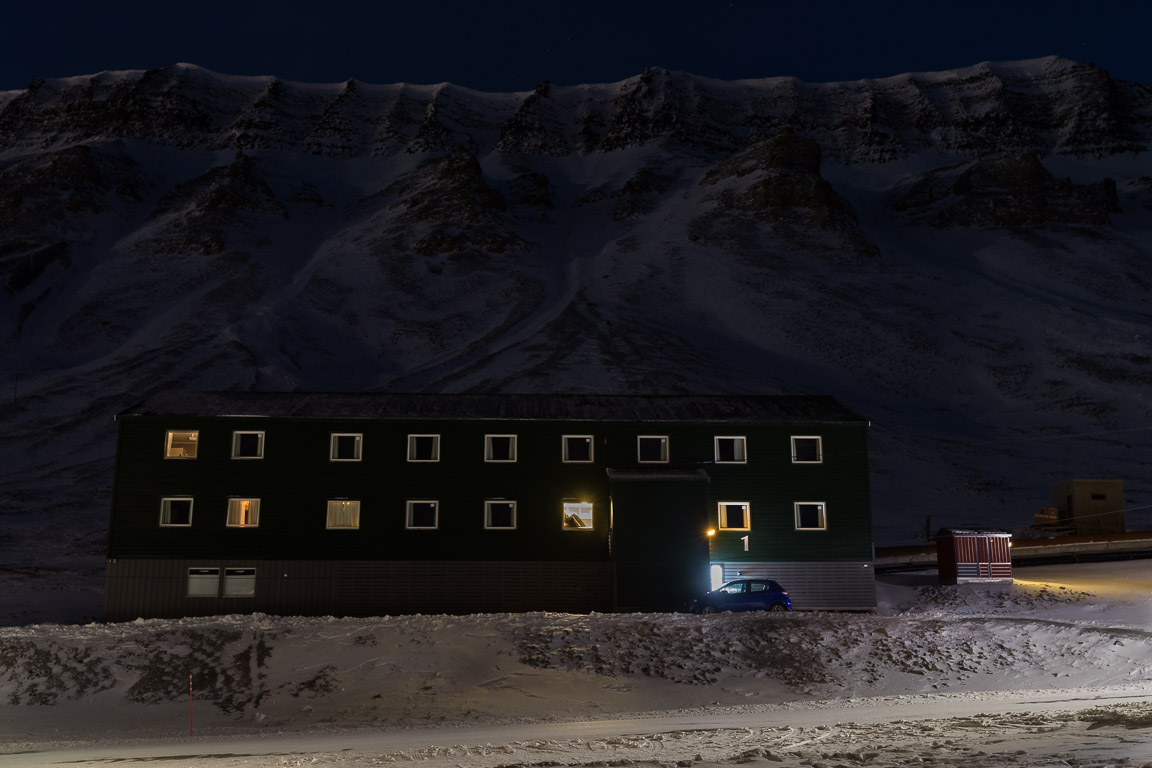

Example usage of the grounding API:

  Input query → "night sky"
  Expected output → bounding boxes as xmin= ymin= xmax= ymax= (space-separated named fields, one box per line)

xmin=2 ymin=0 xmax=1150 ymax=92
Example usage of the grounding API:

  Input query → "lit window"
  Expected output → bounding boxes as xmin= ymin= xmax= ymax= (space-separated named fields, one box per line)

xmin=326 ymin=500 xmax=361 ymax=529
xmin=227 ymin=498 xmax=260 ymax=527
xmin=407 ymin=500 xmax=438 ymax=529
xmin=714 ymin=436 xmax=747 ymax=463
xmin=791 ymin=436 xmax=822 ymax=464
xmin=187 ymin=567 xmax=219 ymax=597
xmin=330 ymin=433 xmax=362 ymax=461
xmin=223 ymin=567 xmax=256 ymax=597
xmin=165 ymin=430 xmax=198 ymax=459
xmin=563 ymin=502 xmax=593 ymax=530
xmin=637 ymin=435 xmax=669 ymax=463
xmin=709 ymin=564 xmax=724 ymax=590
xmin=795 ymin=502 xmax=827 ymax=530
xmin=160 ymin=497 xmax=194 ymax=526
xmin=484 ymin=434 xmax=517 ymax=462
xmin=562 ymin=435 xmax=593 ymax=463
xmin=718 ymin=502 xmax=750 ymax=531
xmin=231 ymin=431 xmax=265 ymax=459
xmin=485 ymin=500 xmax=516 ymax=529
xmin=408 ymin=434 xmax=440 ymax=462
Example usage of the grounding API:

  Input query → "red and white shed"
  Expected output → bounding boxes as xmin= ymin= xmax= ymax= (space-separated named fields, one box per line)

xmin=936 ymin=529 xmax=1012 ymax=584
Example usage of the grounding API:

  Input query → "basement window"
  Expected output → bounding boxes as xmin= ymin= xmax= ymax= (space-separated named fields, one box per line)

xmin=223 ymin=568 xmax=256 ymax=597
xmin=562 ymin=435 xmax=593 ymax=463
xmin=714 ymin=436 xmax=747 ymax=463
xmin=791 ymin=436 xmax=823 ymax=464
xmin=326 ymin=500 xmax=361 ymax=529
xmin=563 ymin=502 xmax=593 ymax=530
xmin=795 ymin=502 xmax=827 ymax=530
xmin=637 ymin=435 xmax=669 ymax=463
xmin=330 ymin=433 xmax=362 ymax=461
xmin=718 ymin=502 xmax=750 ymax=531
xmin=160 ymin=497 xmax=194 ymax=527
xmin=187 ymin=567 xmax=219 ymax=597
xmin=484 ymin=434 xmax=517 ymax=462
xmin=231 ymin=431 xmax=265 ymax=459
xmin=165 ymin=430 xmax=198 ymax=459
xmin=227 ymin=498 xmax=261 ymax=527
xmin=408 ymin=434 xmax=440 ymax=462
xmin=485 ymin=500 xmax=517 ymax=529
xmin=407 ymin=500 xmax=438 ymax=529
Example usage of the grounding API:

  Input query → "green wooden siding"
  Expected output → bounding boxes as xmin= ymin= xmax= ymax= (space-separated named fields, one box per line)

xmin=109 ymin=415 xmax=872 ymax=567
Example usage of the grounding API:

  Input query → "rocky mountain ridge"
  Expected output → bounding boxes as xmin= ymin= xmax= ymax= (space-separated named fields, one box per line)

xmin=0 ymin=57 xmax=1149 ymax=160
xmin=1 ymin=57 xmax=1150 ymax=619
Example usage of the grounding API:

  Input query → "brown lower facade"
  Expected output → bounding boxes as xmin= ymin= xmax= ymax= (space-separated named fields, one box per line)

xmin=104 ymin=558 xmax=614 ymax=621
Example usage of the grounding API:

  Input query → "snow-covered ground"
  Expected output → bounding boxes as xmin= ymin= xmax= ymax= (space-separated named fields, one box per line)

xmin=2 ymin=560 xmax=1151 ymax=767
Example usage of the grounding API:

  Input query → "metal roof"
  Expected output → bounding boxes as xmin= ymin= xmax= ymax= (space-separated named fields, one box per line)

xmin=120 ymin=392 xmax=866 ymax=423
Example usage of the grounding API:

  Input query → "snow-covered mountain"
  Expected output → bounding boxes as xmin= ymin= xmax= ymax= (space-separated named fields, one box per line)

xmin=2 ymin=56 xmax=1150 ymax=611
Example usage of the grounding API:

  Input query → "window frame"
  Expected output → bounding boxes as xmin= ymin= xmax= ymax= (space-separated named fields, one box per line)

xmin=794 ymin=501 xmax=828 ymax=531
xmin=714 ymin=435 xmax=748 ymax=464
xmin=484 ymin=499 xmax=517 ymax=530
xmin=231 ymin=430 xmax=265 ymax=459
xmin=186 ymin=567 xmax=220 ymax=597
xmin=329 ymin=433 xmax=363 ymax=462
xmin=483 ymin=434 xmax=518 ymax=463
xmin=562 ymin=435 xmax=594 ymax=463
xmin=164 ymin=430 xmax=199 ymax=459
xmin=562 ymin=501 xmax=594 ymax=531
xmin=326 ymin=499 xmax=361 ymax=530
xmin=222 ymin=567 xmax=256 ymax=598
xmin=407 ymin=434 xmax=441 ymax=463
xmin=717 ymin=501 xmax=751 ymax=532
xmin=791 ymin=435 xmax=823 ymax=464
xmin=226 ymin=497 xmax=261 ymax=528
xmin=159 ymin=496 xmax=194 ymax=527
xmin=406 ymin=499 xmax=439 ymax=530
xmin=636 ymin=435 xmax=669 ymax=463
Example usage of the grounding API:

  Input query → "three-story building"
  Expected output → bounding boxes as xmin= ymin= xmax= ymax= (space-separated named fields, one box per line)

xmin=104 ymin=392 xmax=875 ymax=619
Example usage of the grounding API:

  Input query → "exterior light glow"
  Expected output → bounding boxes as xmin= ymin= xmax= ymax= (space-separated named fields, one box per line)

xmin=706 ymin=529 xmax=716 ymax=536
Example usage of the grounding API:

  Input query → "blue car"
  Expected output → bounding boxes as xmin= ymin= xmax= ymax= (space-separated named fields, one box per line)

xmin=689 ymin=579 xmax=792 ymax=614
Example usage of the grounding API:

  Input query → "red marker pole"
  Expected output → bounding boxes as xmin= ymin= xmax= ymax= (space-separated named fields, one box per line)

xmin=189 ymin=673 xmax=193 ymax=736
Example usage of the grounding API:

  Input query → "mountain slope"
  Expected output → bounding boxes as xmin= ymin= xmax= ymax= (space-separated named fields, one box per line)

xmin=2 ymin=57 xmax=1151 ymax=620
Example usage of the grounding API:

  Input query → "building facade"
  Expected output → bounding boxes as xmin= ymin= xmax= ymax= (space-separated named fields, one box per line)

xmin=1049 ymin=479 xmax=1125 ymax=535
xmin=104 ymin=393 xmax=875 ymax=620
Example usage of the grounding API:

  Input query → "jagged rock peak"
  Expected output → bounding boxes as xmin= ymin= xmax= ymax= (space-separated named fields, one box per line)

xmin=1 ymin=57 xmax=1148 ymax=159
xmin=891 ymin=152 xmax=1119 ymax=228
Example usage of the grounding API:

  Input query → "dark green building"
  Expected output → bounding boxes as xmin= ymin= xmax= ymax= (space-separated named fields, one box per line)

xmin=104 ymin=393 xmax=875 ymax=620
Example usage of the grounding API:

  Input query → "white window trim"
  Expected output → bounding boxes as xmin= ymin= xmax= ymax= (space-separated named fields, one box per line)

xmin=231 ymin=430 xmax=265 ymax=459
xmin=226 ymin=497 xmax=261 ymax=528
xmin=159 ymin=497 xmax=194 ymax=527
xmin=330 ymin=433 xmax=363 ymax=462
xmin=714 ymin=435 xmax=748 ymax=464
xmin=791 ymin=435 xmax=823 ymax=464
xmin=562 ymin=501 xmax=594 ymax=531
xmin=794 ymin=501 xmax=828 ymax=531
xmin=186 ymin=567 xmax=220 ymax=597
xmin=484 ymin=499 xmax=517 ymax=529
xmin=717 ymin=501 xmax=751 ymax=531
xmin=636 ymin=435 xmax=669 ymax=463
xmin=222 ymin=567 xmax=256 ymax=598
xmin=326 ymin=499 xmax=361 ymax=530
xmin=562 ymin=435 xmax=594 ymax=463
xmin=407 ymin=434 xmax=441 ymax=462
xmin=164 ymin=430 xmax=199 ymax=459
xmin=484 ymin=434 xmax=518 ymax=463
xmin=406 ymin=499 xmax=439 ymax=529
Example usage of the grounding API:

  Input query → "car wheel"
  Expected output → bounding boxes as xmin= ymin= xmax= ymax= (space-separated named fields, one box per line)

xmin=699 ymin=604 xmax=717 ymax=615
xmin=768 ymin=602 xmax=788 ymax=612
